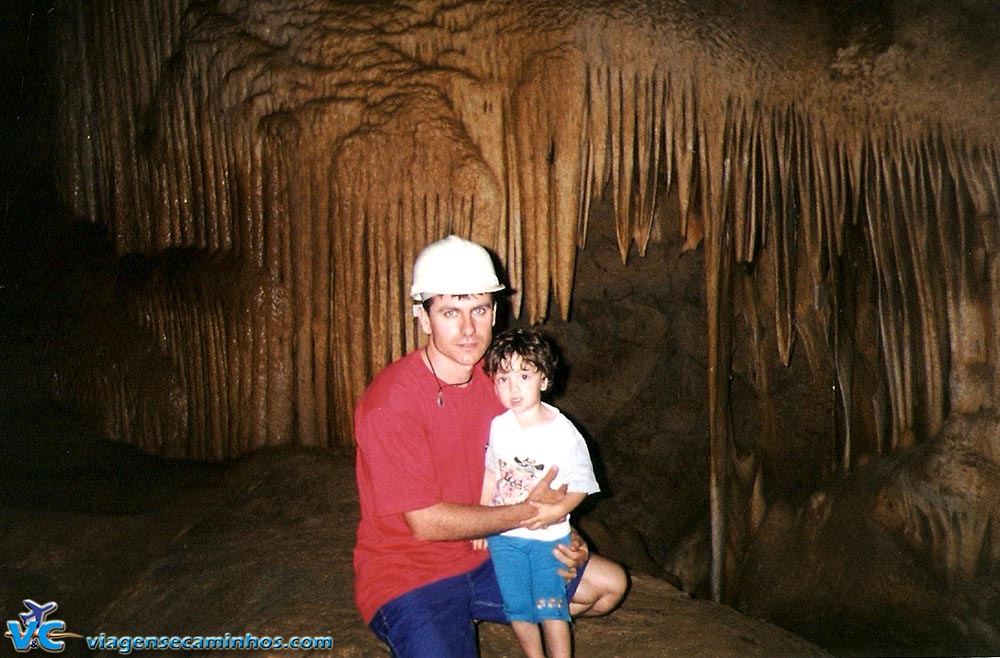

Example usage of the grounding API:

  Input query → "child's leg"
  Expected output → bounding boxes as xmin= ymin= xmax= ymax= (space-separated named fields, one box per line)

xmin=511 ymin=620 xmax=545 ymax=658
xmin=541 ymin=619 xmax=572 ymax=658
xmin=528 ymin=535 xmax=573 ymax=657
xmin=488 ymin=536 xmax=546 ymax=658
xmin=528 ymin=536 xmax=572 ymax=620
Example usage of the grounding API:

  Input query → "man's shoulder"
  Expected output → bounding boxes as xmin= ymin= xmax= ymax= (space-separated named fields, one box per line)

xmin=357 ymin=350 xmax=426 ymax=413
xmin=373 ymin=349 xmax=423 ymax=382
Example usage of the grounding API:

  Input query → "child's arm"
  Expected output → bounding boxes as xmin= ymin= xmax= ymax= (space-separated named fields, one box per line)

xmin=522 ymin=491 xmax=587 ymax=531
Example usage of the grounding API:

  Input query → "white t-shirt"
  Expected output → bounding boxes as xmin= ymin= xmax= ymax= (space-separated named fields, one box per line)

xmin=485 ymin=403 xmax=600 ymax=541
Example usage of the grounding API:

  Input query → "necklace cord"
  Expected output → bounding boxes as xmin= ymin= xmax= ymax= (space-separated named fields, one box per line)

xmin=424 ymin=347 xmax=473 ymax=406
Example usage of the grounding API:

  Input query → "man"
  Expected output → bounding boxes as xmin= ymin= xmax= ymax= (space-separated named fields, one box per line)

xmin=353 ymin=235 xmax=627 ymax=657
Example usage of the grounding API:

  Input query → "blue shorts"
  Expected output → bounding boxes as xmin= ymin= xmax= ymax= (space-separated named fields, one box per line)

xmin=369 ymin=556 xmax=586 ymax=658
xmin=488 ymin=534 xmax=571 ymax=622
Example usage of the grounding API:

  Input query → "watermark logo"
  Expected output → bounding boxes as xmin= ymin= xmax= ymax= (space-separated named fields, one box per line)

xmin=5 ymin=600 xmax=82 ymax=653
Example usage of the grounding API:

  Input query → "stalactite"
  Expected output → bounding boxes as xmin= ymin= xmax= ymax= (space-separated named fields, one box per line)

xmin=698 ymin=83 xmax=737 ymax=602
xmin=730 ymin=100 xmax=755 ymax=263
xmin=819 ymin=128 xmax=850 ymax=471
xmin=610 ymin=68 xmax=636 ymax=262
xmin=866 ymin=137 xmax=909 ymax=451
xmin=794 ymin=114 xmax=820 ymax=293
xmin=882 ymin=135 xmax=918 ymax=449
xmin=632 ymin=71 xmax=661 ymax=255
xmin=512 ymin=49 xmax=589 ymax=321
xmin=673 ymin=76 xmax=698 ymax=247
xmin=577 ymin=84 xmax=595 ymax=249
xmin=903 ymin=135 xmax=946 ymax=437
xmin=660 ymin=72 xmax=676 ymax=237
xmin=502 ymin=93 xmax=526 ymax=316
xmin=771 ymin=106 xmax=797 ymax=367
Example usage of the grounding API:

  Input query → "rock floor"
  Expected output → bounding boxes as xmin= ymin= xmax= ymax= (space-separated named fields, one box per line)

xmin=0 ymin=402 xmax=830 ymax=658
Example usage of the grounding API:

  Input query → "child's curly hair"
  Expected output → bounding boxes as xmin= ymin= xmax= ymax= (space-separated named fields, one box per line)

xmin=483 ymin=328 xmax=557 ymax=382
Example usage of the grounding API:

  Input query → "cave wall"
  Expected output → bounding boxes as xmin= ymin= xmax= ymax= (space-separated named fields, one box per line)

xmin=45 ymin=0 xmax=1000 ymax=459
xmin=22 ymin=0 xmax=1000 ymax=604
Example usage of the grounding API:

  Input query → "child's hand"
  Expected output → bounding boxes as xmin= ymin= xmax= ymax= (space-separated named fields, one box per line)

xmin=521 ymin=502 xmax=568 ymax=531
xmin=471 ymin=538 xmax=488 ymax=551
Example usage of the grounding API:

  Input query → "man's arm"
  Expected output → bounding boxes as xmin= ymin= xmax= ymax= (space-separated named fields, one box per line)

xmin=405 ymin=500 xmax=535 ymax=541
xmin=404 ymin=466 xmax=563 ymax=542
xmin=521 ymin=491 xmax=586 ymax=530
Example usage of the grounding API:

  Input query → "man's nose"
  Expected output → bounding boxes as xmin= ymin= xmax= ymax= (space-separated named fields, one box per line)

xmin=459 ymin=312 xmax=475 ymax=334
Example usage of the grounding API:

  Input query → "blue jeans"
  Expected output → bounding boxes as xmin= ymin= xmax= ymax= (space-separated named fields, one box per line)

xmin=369 ymin=557 xmax=586 ymax=658
xmin=488 ymin=534 xmax=571 ymax=622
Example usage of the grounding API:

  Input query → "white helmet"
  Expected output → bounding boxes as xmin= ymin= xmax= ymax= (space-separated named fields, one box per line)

xmin=410 ymin=235 xmax=505 ymax=303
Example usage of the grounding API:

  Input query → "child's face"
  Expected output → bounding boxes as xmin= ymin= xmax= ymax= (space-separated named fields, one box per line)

xmin=492 ymin=354 xmax=547 ymax=413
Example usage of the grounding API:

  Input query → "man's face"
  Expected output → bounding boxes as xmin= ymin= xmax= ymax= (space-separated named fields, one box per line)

xmin=419 ymin=294 xmax=495 ymax=373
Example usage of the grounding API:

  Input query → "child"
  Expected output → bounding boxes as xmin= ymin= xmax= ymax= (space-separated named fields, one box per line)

xmin=477 ymin=328 xmax=600 ymax=658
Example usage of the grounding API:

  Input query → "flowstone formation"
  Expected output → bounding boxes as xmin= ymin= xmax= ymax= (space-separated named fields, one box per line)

xmin=26 ymin=0 xmax=1000 ymax=641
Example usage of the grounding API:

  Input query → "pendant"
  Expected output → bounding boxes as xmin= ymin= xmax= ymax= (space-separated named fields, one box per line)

xmin=437 ymin=390 xmax=444 ymax=407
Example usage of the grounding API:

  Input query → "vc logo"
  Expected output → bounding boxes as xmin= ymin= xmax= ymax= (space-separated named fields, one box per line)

xmin=5 ymin=600 xmax=82 ymax=653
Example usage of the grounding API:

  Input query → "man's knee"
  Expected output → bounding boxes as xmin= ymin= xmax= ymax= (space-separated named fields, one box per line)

xmin=570 ymin=554 xmax=628 ymax=617
xmin=370 ymin=573 xmax=481 ymax=657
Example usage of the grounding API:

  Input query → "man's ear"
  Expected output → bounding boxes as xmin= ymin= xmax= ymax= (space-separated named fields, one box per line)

xmin=541 ymin=378 xmax=549 ymax=391
xmin=417 ymin=304 xmax=432 ymax=335
xmin=492 ymin=303 xmax=497 ymax=327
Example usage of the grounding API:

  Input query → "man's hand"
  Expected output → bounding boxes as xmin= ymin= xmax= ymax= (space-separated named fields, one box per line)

xmin=522 ymin=490 xmax=586 ymax=531
xmin=527 ymin=466 xmax=567 ymax=505
xmin=553 ymin=528 xmax=589 ymax=581
xmin=521 ymin=467 xmax=570 ymax=530
xmin=520 ymin=502 xmax=569 ymax=530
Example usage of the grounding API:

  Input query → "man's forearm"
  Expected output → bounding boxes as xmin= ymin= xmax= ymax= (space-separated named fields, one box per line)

xmin=404 ymin=501 xmax=534 ymax=542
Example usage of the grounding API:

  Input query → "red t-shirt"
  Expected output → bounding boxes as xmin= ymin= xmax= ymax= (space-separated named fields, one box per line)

xmin=353 ymin=349 xmax=505 ymax=622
